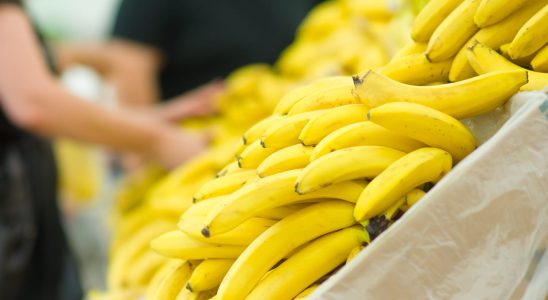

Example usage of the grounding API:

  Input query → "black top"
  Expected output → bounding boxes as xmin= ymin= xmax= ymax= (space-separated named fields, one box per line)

xmin=112 ymin=0 xmax=321 ymax=99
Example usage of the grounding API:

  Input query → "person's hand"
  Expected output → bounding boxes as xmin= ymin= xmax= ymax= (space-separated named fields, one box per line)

xmin=152 ymin=127 xmax=210 ymax=169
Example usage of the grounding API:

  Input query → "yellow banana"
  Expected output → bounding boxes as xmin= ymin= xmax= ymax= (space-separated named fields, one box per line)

xmin=367 ymin=102 xmax=476 ymax=162
xmin=193 ymin=170 xmax=256 ymax=202
xmin=341 ymin=0 xmax=396 ymax=21
xmin=287 ymin=84 xmax=362 ymax=115
xmin=215 ymin=161 xmax=242 ymax=178
xmin=150 ymin=260 xmax=192 ymax=300
xmin=391 ymin=41 xmax=428 ymax=62
xmin=237 ymin=140 xmax=278 ymax=168
xmin=449 ymin=0 xmax=547 ymax=81
xmin=354 ymin=148 xmax=452 ymax=221
xmin=274 ymin=76 xmax=354 ymax=115
xmin=246 ymin=226 xmax=367 ymax=300
xmin=242 ymin=115 xmax=282 ymax=145
xmin=406 ymin=188 xmax=427 ymax=207
xmin=146 ymin=260 xmax=187 ymax=300
xmin=298 ymin=104 xmax=369 ymax=146
xmin=531 ymin=45 xmax=548 ymax=72
xmin=108 ymin=220 xmax=174 ymax=289
xmin=261 ymin=110 xmax=326 ymax=149
xmin=467 ymin=42 xmax=548 ymax=91
xmin=202 ymin=169 xmax=366 ymax=237
xmin=254 ymin=203 xmax=310 ymax=219
xmin=177 ymin=288 xmax=216 ymax=300
xmin=126 ymin=250 xmax=166 ymax=287
xmin=257 ymin=144 xmax=313 ymax=177
xmin=353 ymin=69 xmax=528 ymax=119
xmin=179 ymin=216 xmax=276 ymax=246
xmin=381 ymin=54 xmax=453 ymax=85
xmin=411 ymin=0 xmax=464 ymax=42
xmin=151 ymin=230 xmax=245 ymax=259
xmin=311 ymin=121 xmax=426 ymax=160
xmin=507 ymin=4 xmax=548 ymax=59
xmin=187 ymin=259 xmax=235 ymax=292
xmin=346 ymin=245 xmax=364 ymax=264
xmin=217 ymin=201 xmax=356 ymax=300
xmin=474 ymin=0 xmax=528 ymax=27
xmin=296 ymin=146 xmax=405 ymax=194
xmin=500 ymin=43 xmax=536 ymax=67
xmin=426 ymin=0 xmax=480 ymax=62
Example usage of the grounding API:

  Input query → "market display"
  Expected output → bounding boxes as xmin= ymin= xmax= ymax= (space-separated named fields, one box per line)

xmin=90 ymin=0 xmax=548 ymax=299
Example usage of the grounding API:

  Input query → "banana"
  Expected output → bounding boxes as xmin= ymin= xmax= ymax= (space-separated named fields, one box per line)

xmin=177 ymin=288 xmax=216 ymax=300
xmin=299 ymin=104 xmax=369 ymax=146
xmin=287 ymin=84 xmax=362 ymax=115
xmin=215 ymin=162 xmax=242 ymax=178
xmin=193 ymin=170 xmax=256 ymax=202
xmin=411 ymin=0 xmax=464 ymax=42
xmin=406 ymin=188 xmax=427 ymax=207
xmin=391 ymin=41 xmax=428 ymax=62
xmin=294 ymin=284 xmax=320 ymax=300
xmin=500 ymin=43 xmax=536 ymax=67
xmin=260 ymin=110 xmax=326 ymax=149
xmin=367 ymin=102 xmax=476 ymax=162
xmin=257 ymin=144 xmax=313 ymax=177
xmin=354 ymin=148 xmax=452 ymax=221
xmin=449 ymin=0 xmax=547 ymax=81
xmin=507 ymin=4 xmax=548 ymax=59
xmin=202 ymin=169 xmax=366 ymax=237
xmin=254 ymin=203 xmax=310 ymax=219
xmin=216 ymin=201 xmax=357 ymax=300
xmin=237 ymin=140 xmax=278 ymax=168
xmin=187 ymin=259 xmax=235 ymax=292
xmin=242 ymin=115 xmax=282 ymax=145
xmin=474 ymin=0 xmax=528 ymax=27
xmin=467 ymin=42 xmax=548 ymax=91
xmin=341 ymin=0 xmax=396 ymax=21
xmin=426 ymin=0 xmax=480 ymax=62
xmin=179 ymin=216 xmax=276 ymax=246
xmin=126 ymin=251 xmax=166 ymax=287
xmin=353 ymin=69 xmax=528 ymax=119
xmin=296 ymin=146 xmax=405 ymax=194
xmin=246 ymin=226 xmax=367 ymax=300
xmin=531 ymin=45 xmax=548 ymax=72
xmin=146 ymin=260 xmax=187 ymax=300
xmin=150 ymin=260 xmax=192 ymax=300
xmin=381 ymin=54 xmax=453 ymax=85
xmin=151 ymin=230 xmax=246 ymax=259
xmin=274 ymin=76 xmax=354 ymax=115
xmin=108 ymin=220 xmax=174 ymax=289
xmin=311 ymin=121 xmax=426 ymax=160
xmin=346 ymin=245 xmax=364 ymax=263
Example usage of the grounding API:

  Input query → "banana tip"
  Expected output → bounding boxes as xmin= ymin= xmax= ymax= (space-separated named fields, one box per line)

xmin=186 ymin=282 xmax=193 ymax=292
xmin=366 ymin=111 xmax=371 ymax=121
xmin=201 ymin=226 xmax=210 ymax=238
xmin=294 ymin=182 xmax=303 ymax=195
xmin=242 ymin=136 xmax=247 ymax=145
xmin=260 ymin=139 xmax=267 ymax=148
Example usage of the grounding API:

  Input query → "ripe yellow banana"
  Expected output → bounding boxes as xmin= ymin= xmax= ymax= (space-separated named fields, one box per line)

xmin=274 ymin=76 xmax=354 ymax=115
xmin=126 ymin=251 xmax=166 ymax=287
xmin=367 ymin=102 xmax=476 ymax=162
xmin=261 ymin=110 xmax=326 ymax=149
xmin=381 ymin=54 xmax=453 ymax=85
xmin=237 ymin=140 xmax=278 ymax=168
xmin=202 ymin=169 xmax=366 ymax=237
xmin=426 ymin=0 xmax=480 ymax=62
xmin=467 ymin=42 xmax=548 ymax=91
xmin=257 ymin=144 xmax=313 ymax=177
xmin=193 ymin=170 xmax=256 ymax=202
xmin=406 ymin=188 xmax=427 ymax=207
xmin=179 ymin=216 xmax=276 ymax=246
xmin=346 ymin=245 xmax=364 ymax=264
xmin=299 ymin=104 xmax=369 ymax=146
xmin=311 ymin=121 xmax=426 ymax=160
xmin=449 ymin=0 xmax=547 ymax=81
xmin=246 ymin=226 xmax=367 ymax=300
xmin=531 ymin=45 xmax=548 ymax=72
xmin=507 ymin=4 xmax=548 ymax=59
xmin=354 ymin=148 xmax=452 ymax=221
xmin=216 ymin=201 xmax=356 ymax=300
xmin=411 ymin=0 xmax=464 ymax=42
xmin=391 ymin=41 xmax=428 ymax=62
xmin=242 ymin=115 xmax=282 ymax=145
xmin=215 ymin=161 xmax=243 ymax=178
xmin=287 ymin=84 xmax=362 ymax=115
xmin=186 ymin=259 xmax=235 ymax=292
xmin=108 ymin=220 xmax=174 ymax=289
xmin=150 ymin=260 xmax=192 ymax=300
xmin=296 ymin=146 xmax=405 ymax=194
xmin=146 ymin=260 xmax=189 ymax=300
xmin=474 ymin=0 xmax=528 ymax=27
xmin=353 ymin=69 xmax=528 ymax=119
xmin=151 ymin=230 xmax=245 ymax=259
xmin=177 ymin=287 xmax=216 ymax=300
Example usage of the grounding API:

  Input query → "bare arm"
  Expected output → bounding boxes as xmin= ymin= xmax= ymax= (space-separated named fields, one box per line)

xmin=0 ymin=5 xmax=204 ymax=168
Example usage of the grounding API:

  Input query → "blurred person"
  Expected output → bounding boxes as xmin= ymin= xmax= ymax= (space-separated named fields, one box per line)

xmin=0 ymin=1 xmax=209 ymax=299
xmin=56 ymin=0 xmax=323 ymax=113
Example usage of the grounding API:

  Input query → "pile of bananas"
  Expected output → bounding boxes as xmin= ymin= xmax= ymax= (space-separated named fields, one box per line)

xmin=91 ymin=0 xmax=547 ymax=299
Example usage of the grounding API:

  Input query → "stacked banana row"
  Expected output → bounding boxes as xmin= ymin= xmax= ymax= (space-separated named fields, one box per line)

xmin=382 ymin=0 xmax=548 ymax=89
